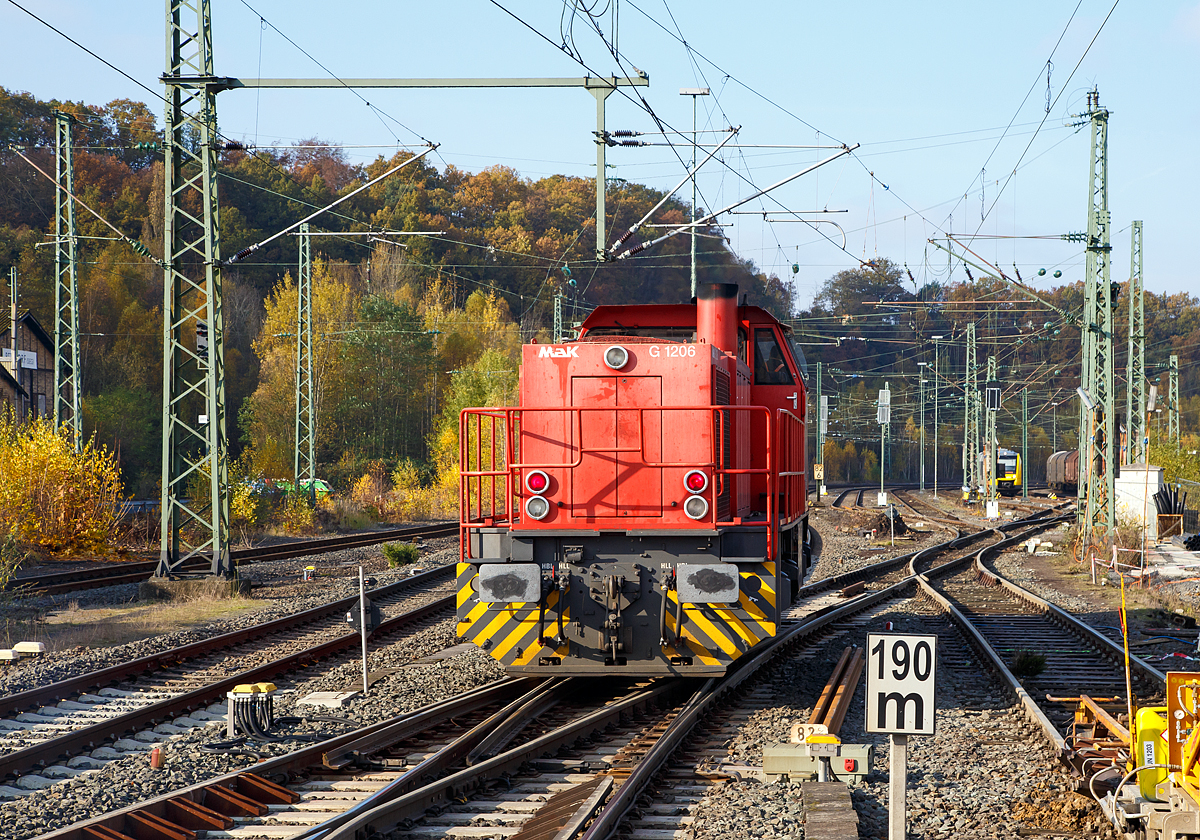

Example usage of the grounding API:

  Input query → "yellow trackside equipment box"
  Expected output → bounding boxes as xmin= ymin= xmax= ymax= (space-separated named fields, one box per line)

xmin=1136 ymin=706 xmax=1169 ymax=800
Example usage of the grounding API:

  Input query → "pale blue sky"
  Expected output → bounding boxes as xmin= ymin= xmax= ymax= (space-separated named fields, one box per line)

xmin=2 ymin=1 xmax=1196 ymax=309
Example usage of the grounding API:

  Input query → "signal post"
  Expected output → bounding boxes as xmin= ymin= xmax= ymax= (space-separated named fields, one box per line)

xmin=867 ymin=633 xmax=938 ymax=840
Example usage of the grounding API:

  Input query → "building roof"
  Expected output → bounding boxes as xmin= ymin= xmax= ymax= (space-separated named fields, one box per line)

xmin=2 ymin=310 xmax=54 ymax=349
xmin=0 ymin=362 xmax=26 ymax=397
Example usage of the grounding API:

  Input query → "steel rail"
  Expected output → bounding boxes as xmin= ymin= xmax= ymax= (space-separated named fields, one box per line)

xmin=0 ymin=589 xmax=455 ymax=780
xmin=914 ymin=524 xmax=1165 ymax=756
xmin=576 ymin=511 xmax=1070 ymax=839
xmin=34 ymin=677 xmax=534 ymax=840
xmin=794 ymin=500 xmax=1053 ymax=601
xmin=0 ymin=565 xmax=454 ymax=720
xmin=320 ymin=682 xmax=687 ymax=840
xmin=31 ymin=511 xmax=1065 ymax=840
xmin=6 ymin=522 xmax=457 ymax=595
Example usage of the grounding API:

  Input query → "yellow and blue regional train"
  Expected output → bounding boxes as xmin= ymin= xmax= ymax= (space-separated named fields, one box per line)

xmin=978 ymin=447 xmax=1022 ymax=497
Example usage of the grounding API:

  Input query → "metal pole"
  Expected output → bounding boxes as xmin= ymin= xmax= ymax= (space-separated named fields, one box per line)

xmin=53 ymin=110 xmax=81 ymax=448
xmin=7 ymin=267 xmax=17 ymax=421
xmin=1077 ymin=87 xmax=1116 ymax=542
xmin=879 ymin=381 xmax=890 ymax=504
xmin=295 ymin=223 xmax=315 ymax=505
xmin=590 ymin=85 xmax=615 ymax=260
xmin=159 ymin=0 xmax=230 ymax=578
xmin=889 ymin=734 xmax=907 ymax=840
xmin=815 ymin=361 xmax=823 ymax=498
xmin=1126 ymin=221 xmax=1145 ymax=464
xmin=985 ymin=355 xmax=997 ymax=517
xmin=1169 ymin=354 xmax=1180 ymax=446
xmin=691 ymin=94 xmax=697 ymax=296
xmin=679 ymin=87 xmax=709 ymax=296
xmin=919 ymin=368 xmax=926 ymax=492
xmin=359 ymin=566 xmax=369 ymax=695
xmin=964 ymin=324 xmax=978 ymax=500
xmin=933 ymin=336 xmax=942 ymax=498
xmin=1022 ymin=387 xmax=1028 ymax=499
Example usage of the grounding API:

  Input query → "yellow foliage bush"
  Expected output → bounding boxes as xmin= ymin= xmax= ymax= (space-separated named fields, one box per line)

xmin=388 ymin=461 xmax=429 ymax=521
xmin=0 ymin=414 xmax=123 ymax=553
xmin=350 ymin=461 xmax=389 ymax=518
xmin=276 ymin=493 xmax=315 ymax=534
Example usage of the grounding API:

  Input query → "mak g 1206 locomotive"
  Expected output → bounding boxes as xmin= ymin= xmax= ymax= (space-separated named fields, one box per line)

xmin=456 ymin=282 xmax=810 ymax=676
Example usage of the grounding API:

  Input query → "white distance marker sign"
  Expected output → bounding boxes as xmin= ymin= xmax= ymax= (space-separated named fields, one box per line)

xmin=865 ymin=633 xmax=937 ymax=735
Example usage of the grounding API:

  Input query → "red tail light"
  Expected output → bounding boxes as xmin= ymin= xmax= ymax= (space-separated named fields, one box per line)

xmin=525 ymin=470 xmax=549 ymax=494
xmin=684 ymin=470 xmax=708 ymax=493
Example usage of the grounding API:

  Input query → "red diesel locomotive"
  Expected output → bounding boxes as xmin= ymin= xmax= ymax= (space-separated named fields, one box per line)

xmin=457 ymin=282 xmax=810 ymax=676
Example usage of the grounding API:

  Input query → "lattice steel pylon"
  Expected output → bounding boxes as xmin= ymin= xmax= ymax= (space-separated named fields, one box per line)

xmin=158 ymin=0 xmax=230 ymax=577
xmin=984 ymin=355 xmax=997 ymax=511
xmin=1126 ymin=220 xmax=1145 ymax=464
xmin=295 ymin=223 xmax=315 ymax=504
xmin=553 ymin=290 xmax=563 ymax=344
xmin=963 ymin=323 xmax=979 ymax=498
xmin=1169 ymin=354 xmax=1180 ymax=445
xmin=53 ymin=110 xmax=81 ymax=448
xmin=1077 ymin=88 xmax=1116 ymax=544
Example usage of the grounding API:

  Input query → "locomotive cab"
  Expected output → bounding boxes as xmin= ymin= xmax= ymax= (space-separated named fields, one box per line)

xmin=457 ymin=283 xmax=809 ymax=676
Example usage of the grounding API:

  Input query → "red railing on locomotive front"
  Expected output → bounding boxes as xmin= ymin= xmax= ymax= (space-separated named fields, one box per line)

xmin=774 ymin=408 xmax=806 ymax=526
xmin=460 ymin=405 xmax=797 ymax=558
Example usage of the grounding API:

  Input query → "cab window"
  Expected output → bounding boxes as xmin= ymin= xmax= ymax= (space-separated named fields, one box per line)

xmin=753 ymin=328 xmax=795 ymax=385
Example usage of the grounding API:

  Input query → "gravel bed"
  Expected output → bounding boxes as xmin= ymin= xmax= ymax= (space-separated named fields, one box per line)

xmin=687 ymin=599 xmax=1116 ymax=839
xmin=991 ymin=542 xmax=1093 ymax=613
xmin=684 ymin=508 xmax=1113 ymax=839
xmin=806 ymin=508 xmax=944 ymax=584
xmin=0 ymin=539 xmax=456 ymax=697
xmin=0 ymin=617 xmax=505 ymax=840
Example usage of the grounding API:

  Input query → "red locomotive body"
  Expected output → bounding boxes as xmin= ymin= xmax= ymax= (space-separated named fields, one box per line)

xmin=457 ymin=283 xmax=809 ymax=676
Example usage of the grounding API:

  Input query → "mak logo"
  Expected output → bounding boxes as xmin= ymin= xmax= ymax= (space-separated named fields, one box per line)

xmin=537 ymin=346 xmax=578 ymax=358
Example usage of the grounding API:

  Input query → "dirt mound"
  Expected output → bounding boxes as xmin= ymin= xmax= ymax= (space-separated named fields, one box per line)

xmin=862 ymin=510 xmax=908 ymax=537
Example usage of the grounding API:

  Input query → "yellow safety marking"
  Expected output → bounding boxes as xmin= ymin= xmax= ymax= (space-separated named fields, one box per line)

xmin=683 ymin=637 xmax=722 ymax=666
xmin=474 ymin=607 xmax=521 ymax=653
xmin=457 ymin=578 xmax=477 ymax=610
xmin=511 ymin=639 xmax=545 ymax=665
xmin=738 ymin=589 xmax=768 ymax=620
xmin=713 ymin=607 xmax=762 ymax=646
xmin=460 ymin=600 xmax=490 ymax=631
xmin=682 ymin=608 xmax=740 ymax=658
xmin=493 ymin=615 xmax=539 ymax=659
xmin=758 ymin=577 xmax=776 ymax=601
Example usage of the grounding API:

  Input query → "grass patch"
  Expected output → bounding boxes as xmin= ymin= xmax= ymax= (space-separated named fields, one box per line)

xmin=9 ymin=594 xmax=268 ymax=653
xmin=382 ymin=542 xmax=420 ymax=567
xmin=1010 ymin=650 xmax=1047 ymax=678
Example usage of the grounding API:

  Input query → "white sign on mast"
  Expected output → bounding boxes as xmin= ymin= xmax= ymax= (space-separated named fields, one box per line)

xmin=866 ymin=632 xmax=938 ymax=840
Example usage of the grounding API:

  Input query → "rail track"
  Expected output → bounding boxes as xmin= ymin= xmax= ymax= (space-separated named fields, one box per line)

xmin=5 ymin=522 xmax=458 ymax=597
xmin=0 ymin=566 xmax=457 ymax=785
xmin=917 ymin=539 xmax=1166 ymax=753
xmin=24 ymin=506 xmax=1090 ymax=840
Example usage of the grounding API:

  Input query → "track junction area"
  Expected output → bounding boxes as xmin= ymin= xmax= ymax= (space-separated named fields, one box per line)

xmin=0 ymin=492 xmax=1198 ymax=839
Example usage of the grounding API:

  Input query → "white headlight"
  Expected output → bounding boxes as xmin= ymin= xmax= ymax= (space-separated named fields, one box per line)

xmin=604 ymin=345 xmax=629 ymax=370
xmin=525 ymin=495 xmax=551 ymax=520
xmin=683 ymin=495 xmax=709 ymax=520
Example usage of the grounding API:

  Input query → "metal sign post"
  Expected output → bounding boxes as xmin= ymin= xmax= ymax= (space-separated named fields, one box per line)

xmin=359 ymin=566 xmax=369 ymax=695
xmin=866 ymin=633 xmax=938 ymax=840
xmin=877 ymin=388 xmax=891 ymax=506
